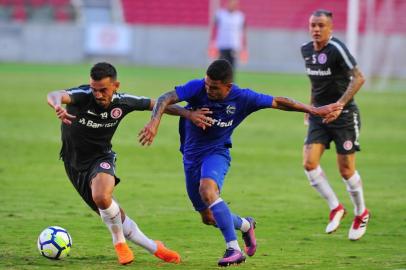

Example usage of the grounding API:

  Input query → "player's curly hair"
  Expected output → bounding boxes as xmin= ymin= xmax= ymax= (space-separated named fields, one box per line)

xmin=206 ymin=59 xmax=233 ymax=83
xmin=91 ymin=62 xmax=117 ymax=81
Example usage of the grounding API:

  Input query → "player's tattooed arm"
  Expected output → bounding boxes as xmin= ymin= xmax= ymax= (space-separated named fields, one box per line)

xmin=47 ymin=90 xmax=76 ymax=125
xmin=150 ymin=93 xmax=213 ymax=130
xmin=272 ymin=96 xmax=342 ymax=117
xmin=323 ymin=66 xmax=365 ymax=124
xmin=338 ymin=66 xmax=365 ymax=106
xmin=139 ymin=90 xmax=179 ymax=146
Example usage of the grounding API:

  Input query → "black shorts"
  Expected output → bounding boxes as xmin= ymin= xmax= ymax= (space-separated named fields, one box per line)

xmin=63 ymin=152 xmax=120 ymax=213
xmin=219 ymin=49 xmax=236 ymax=68
xmin=305 ymin=107 xmax=361 ymax=154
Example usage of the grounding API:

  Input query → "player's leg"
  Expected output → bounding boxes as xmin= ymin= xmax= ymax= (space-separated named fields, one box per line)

xmin=219 ymin=49 xmax=235 ymax=69
xmin=63 ymin=161 xmax=132 ymax=264
xmin=121 ymin=210 xmax=180 ymax=263
xmin=337 ymin=153 xmax=369 ymax=240
xmin=334 ymin=109 xmax=369 ymax=240
xmin=304 ymin=143 xmax=345 ymax=233
xmin=199 ymin=208 xmax=256 ymax=257
xmin=91 ymin=172 xmax=133 ymax=265
xmin=199 ymin=153 xmax=246 ymax=266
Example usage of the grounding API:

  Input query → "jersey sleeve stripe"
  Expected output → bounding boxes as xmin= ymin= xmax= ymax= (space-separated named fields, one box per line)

xmin=68 ymin=88 xmax=92 ymax=94
xmin=328 ymin=40 xmax=354 ymax=69
xmin=120 ymin=94 xmax=148 ymax=99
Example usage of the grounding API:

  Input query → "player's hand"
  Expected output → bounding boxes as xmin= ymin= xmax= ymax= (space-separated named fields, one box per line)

xmin=240 ymin=49 xmax=249 ymax=64
xmin=189 ymin=108 xmax=214 ymax=130
xmin=311 ymin=102 xmax=343 ymax=117
xmin=322 ymin=109 xmax=343 ymax=124
xmin=54 ymin=104 xmax=76 ymax=125
xmin=138 ymin=119 xmax=159 ymax=146
xmin=208 ymin=42 xmax=219 ymax=59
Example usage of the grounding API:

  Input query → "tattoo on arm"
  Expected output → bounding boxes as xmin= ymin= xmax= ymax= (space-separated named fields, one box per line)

xmin=273 ymin=96 xmax=310 ymax=112
xmin=338 ymin=67 xmax=365 ymax=105
xmin=151 ymin=91 xmax=179 ymax=119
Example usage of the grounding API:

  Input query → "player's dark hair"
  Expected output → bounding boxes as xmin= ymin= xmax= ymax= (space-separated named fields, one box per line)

xmin=90 ymin=62 xmax=117 ymax=81
xmin=206 ymin=59 xmax=233 ymax=83
xmin=312 ymin=9 xmax=333 ymax=18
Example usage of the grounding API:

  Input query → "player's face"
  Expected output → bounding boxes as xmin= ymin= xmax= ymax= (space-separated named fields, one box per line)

xmin=227 ymin=0 xmax=239 ymax=11
xmin=204 ymin=76 xmax=232 ymax=100
xmin=90 ymin=77 xmax=119 ymax=108
xmin=309 ymin=15 xmax=332 ymax=45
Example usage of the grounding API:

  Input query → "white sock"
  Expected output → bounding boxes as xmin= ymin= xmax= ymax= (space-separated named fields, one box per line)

xmin=305 ymin=166 xmax=340 ymax=210
xmin=122 ymin=215 xmax=157 ymax=253
xmin=226 ymin=240 xmax=241 ymax=251
xmin=99 ymin=201 xmax=126 ymax=244
xmin=240 ymin=218 xmax=250 ymax=233
xmin=343 ymin=171 xmax=366 ymax=216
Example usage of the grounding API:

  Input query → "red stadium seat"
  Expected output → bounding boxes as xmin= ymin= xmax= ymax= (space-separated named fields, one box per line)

xmin=12 ymin=4 xmax=27 ymax=22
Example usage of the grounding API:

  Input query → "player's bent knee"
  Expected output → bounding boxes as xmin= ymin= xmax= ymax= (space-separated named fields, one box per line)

xmin=92 ymin=193 xmax=112 ymax=209
xmin=199 ymin=186 xmax=218 ymax=205
xmin=340 ymin=169 xmax=355 ymax=180
xmin=303 ymin=161 xmax=319 ymax=171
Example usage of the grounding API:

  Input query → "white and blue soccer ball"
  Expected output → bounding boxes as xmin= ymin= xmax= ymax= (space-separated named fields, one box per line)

xmin=37 ymin=226 xmax=72 ymax=259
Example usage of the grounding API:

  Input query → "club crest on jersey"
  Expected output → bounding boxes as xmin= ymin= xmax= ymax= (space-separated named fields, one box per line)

xmin=226 ymin=105 xmax=236 ymax=115
xmin=318 ymin=53 xmax=327 ymax=64
xmin=110 ymin=108 xmax=122 ymax=119
xmin=100 ymin=162 xmax=111 ymax=169
xmin=343 ymin=140 xmax=353 ymax=151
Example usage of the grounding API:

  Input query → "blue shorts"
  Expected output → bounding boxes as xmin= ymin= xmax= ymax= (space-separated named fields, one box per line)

xmin=184 ymin=153 xmax=230 ymax=211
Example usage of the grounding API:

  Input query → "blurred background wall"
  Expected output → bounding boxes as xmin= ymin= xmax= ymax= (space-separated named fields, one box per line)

xmin=0 ymin=0 xmax=405 ymax=89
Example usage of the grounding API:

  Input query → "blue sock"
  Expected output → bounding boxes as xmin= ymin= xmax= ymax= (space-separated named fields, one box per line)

xmin=231 ymin=214 xmax=243 ymax=230
xmin=209 ymin=199 xmax=237 ymax=242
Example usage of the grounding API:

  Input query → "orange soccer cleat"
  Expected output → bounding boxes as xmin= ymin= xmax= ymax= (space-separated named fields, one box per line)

xmin=114 ymin=242 xmax=134 ymax=265
xmin=154 ymin=241 xmax=181 ymax=264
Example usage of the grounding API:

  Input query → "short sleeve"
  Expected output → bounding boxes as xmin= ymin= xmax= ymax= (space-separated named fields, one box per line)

xmin=116 ymin=93 xmax=151 ymax=112
xmin=175 ymin=79 xmax=204 ymax=102
xmin=66 ymin=85 xmax=92 ymax=105
xmin=243 ymin=89 xmax=274 ymax=114
xmin=329 ymin=39 xmax=357 ymax=72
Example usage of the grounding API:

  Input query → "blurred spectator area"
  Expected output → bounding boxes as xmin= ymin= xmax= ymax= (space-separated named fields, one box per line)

xmin=121 ymin=0 xmax=406 ymax=33
xmin=0 ymin=0 xmax=75 ymax=23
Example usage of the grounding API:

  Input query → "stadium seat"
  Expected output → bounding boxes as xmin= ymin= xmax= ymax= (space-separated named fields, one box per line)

xmin=12 ymin=4 xmax=27 ymax=22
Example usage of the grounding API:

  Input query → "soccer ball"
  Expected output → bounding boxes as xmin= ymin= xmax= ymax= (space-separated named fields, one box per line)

xmin=37 ymin=226 xmax=72 ymax=259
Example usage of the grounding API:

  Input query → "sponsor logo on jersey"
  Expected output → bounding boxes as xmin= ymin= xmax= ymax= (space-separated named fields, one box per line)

xmin=343 ymin=140 xmax=353 ymax=151
xmin=211 ymin=119 xmax=233 ymax=127
xmin=306 ymin=68 xmax=332 ymax=76
xmin=226 ymin=105 xmax=236 ymax=115
xmin=100 ymin=162 xmax=111 ymax=169
xmin=110 ymin=108 xmax=123 ymax=119
xmin=318 ymin=53 xmax=327 ymax=64
xmin=78 ymin=118 xmax=118 ymax=128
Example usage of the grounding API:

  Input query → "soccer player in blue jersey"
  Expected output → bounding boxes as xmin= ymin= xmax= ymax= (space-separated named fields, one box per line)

xmin=138 ymin=59 xmax=342 ymax=267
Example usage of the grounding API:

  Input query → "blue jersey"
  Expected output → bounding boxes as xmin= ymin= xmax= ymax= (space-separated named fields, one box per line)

xmin=176 ymin=79 xmax=274 ymax=160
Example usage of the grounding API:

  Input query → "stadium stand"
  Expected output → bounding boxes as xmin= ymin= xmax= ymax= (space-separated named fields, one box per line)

xmin=121 ymin=0 xmax=209 ymax=26
xmin=0 ymin=0 xmax=74 ymax=23
xmin=120 ymin=0 xmax=406 ymax=33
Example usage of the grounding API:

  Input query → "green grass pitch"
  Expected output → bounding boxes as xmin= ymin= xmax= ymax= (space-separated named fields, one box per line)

xmin=0 ymin=63 xmax=405 ymax=269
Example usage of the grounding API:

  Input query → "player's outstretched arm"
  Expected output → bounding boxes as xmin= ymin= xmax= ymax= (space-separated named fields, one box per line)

xmin=138 ymin=90 xmax=179 ymax=146
xmin=271 ymin=96 xmax=343 ymax=117
xmin=47 ymin=90 xmax=76 ymax=125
